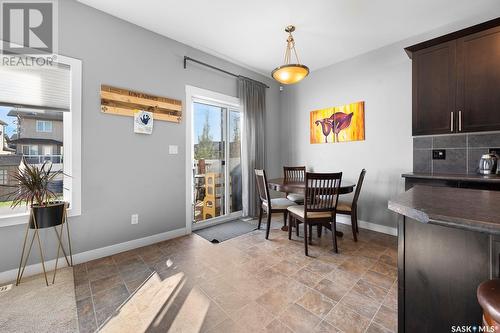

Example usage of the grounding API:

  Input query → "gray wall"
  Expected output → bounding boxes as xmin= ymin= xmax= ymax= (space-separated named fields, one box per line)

xmin=0 ymin=0 xmax=281 ymax=273
xmin=280 ymin=43 xmax=412 ymax=229
xmin=279 ymin=14 xmax=498 ymax=229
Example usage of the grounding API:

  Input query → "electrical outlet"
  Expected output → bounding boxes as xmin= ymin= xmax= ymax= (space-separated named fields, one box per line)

xmin=489 ymin=148 xmax=500 ymax=155
xmin=131 ymin=214 xmax=138 ymax=225
xmin=432 ymin=149 xmax=446 ymax=160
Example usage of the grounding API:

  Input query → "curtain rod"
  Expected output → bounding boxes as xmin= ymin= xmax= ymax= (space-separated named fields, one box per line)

xmin=183 ymin=56 xmax=270 ymax=89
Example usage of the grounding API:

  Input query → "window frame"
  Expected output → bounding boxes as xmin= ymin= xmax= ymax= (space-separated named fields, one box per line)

xmin=0 ymin=53 xmax=82 ymax=227
xmin=185 ymin=86 xmax=243 ymax=234
xmin=22 ymin=144 xmax=39 ymax=156
xmin=36 ymin=120 xmax=53 ymax=133
xmin=0 ymin=170 xmax=7 ymax=185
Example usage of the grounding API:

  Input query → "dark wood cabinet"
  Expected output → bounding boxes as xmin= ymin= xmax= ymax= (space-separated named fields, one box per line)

xmin=399 ymin=217 xmax=492 ymax=332
xmin=407 ymin=18 xmax=500 ymax=136
xmin=457 ymin=26 xmax=500 ymax=132
xmin=412 ymin=42 xmax=456 ymax=135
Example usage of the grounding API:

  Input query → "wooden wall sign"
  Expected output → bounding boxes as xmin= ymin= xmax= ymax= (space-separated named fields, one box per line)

xmin=100 ymin=85 xmax=182 ymax=123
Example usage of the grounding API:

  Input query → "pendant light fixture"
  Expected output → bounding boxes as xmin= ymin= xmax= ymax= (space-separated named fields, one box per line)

xmin=272 ymin=25 xmax=309 ymax=85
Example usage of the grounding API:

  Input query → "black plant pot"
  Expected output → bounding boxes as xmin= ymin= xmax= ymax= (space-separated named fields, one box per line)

xmin=29 ymin=201 xmax=66 ymax=229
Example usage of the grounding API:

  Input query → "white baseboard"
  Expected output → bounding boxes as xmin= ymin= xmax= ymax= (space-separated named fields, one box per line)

xmin=0 ymin=227 xmax=187 ymax=285
xmin=336 ymin=215 xmax=397 ymax=236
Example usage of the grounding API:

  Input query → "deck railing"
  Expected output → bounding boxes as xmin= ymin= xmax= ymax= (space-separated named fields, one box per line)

xmin=24 ymin=155 xmax=63 ymax=164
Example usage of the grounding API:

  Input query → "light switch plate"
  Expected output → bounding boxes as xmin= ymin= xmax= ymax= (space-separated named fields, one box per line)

xmin=169 ymin=145 xmax=178 ymax=155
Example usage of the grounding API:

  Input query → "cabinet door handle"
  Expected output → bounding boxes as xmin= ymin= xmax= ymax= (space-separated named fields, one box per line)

xmin=459 ymin=111 xmax=462 ymax=132
xmin=450 ymin=111 xmax=454 ymax=132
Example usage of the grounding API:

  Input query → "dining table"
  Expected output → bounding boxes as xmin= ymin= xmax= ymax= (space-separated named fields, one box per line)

xmin=267 ymin=178 xmax=356 ymax=235
xmin=267 ymin=178 xmax=355 ymax=195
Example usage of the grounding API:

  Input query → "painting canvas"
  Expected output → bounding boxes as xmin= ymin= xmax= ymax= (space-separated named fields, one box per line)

xmin=310 ymin=101 xmax=365 ymax=144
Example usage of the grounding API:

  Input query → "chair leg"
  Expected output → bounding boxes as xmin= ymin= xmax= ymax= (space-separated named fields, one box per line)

xmin=257 ymin=206 xmax=263 ymax=230
xmin=354 ymin=210 xmax=360 ymax=233
xmin=288 ymin=216 xmax=293 ymax=240
xmin=303 ymin=222 xmax=308 ymax=256
xmin=283 ymin=212 xmax=287 ymax=227
xmin=296 ymin=220 xmax=300 ymax=237
xmin=265 ymin=210 xmax=272 ymax=240
xmin=317 ymin=225 xmax=322 ymax=238
xmin=308 ymin=224 xmax=313 ymax=244
xmin=332 ymin=217 xmax=338 ymax=253
xmin=351 ymin=213 xmax=358 ymax=242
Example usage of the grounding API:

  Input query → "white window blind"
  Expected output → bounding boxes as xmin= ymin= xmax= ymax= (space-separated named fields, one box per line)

xmin=0 ymin=62 xmax=70 ymax=111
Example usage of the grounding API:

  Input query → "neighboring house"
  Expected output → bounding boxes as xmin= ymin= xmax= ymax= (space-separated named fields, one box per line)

xmin=7 ymin=110 xmax=63 ymax=164
xmin=0 ymin=154 xmax=22 ymax=202
xmin=0 ymin=120 xmax=15 ymax=155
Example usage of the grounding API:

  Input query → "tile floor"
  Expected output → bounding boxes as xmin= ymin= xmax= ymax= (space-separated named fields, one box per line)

xmin=74 ymin=218 xmax=397 ymax=333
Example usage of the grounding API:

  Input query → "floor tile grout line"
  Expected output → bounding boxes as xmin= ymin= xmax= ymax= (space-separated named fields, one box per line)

xmin=82 ymin=262 xmax=99 ymax=332
xmin=363 ymin=278 xmax=398 ymax=333
xmin=325 ymin=256 xmax=392 ymax=332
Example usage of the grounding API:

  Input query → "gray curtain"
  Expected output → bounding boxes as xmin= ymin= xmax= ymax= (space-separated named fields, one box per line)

xmin=239 ymin=77 xmax=266 ymax=217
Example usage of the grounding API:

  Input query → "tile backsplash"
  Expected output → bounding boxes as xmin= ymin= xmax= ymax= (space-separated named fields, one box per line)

xmin=413 ymin=132 xmax=500 ymax=174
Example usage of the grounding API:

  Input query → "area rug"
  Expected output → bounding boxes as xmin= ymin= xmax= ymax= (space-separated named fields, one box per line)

xmin=194 ymin=220 xmax=257 ymax=243
xmin=0 ymin=267 xmax=78 ymax=333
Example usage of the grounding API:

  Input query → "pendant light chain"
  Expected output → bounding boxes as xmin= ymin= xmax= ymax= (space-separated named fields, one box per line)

xmin=283 ymin=31 xmax=301 ymax=65
xmin=272 ymin=25 xmax=309 ymax=84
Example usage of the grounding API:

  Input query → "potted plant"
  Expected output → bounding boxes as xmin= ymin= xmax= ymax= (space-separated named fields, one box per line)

xmin=8 ymin=158 xmax=66 ymax=229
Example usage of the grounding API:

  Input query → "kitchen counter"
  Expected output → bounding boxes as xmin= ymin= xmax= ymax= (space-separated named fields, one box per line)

xmin=402 ymin=172 xmax=500 ymax=183
xmin=389 ymin=185 xmax=500 ymax=331
xmin=388 ymin=185 xmax=500 ymax=235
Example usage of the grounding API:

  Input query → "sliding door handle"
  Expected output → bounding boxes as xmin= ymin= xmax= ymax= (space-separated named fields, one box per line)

xmin=458 ymin=111 xmax=462 ymax=132
xmin=450 ymin=112 xmax=454 ymax=132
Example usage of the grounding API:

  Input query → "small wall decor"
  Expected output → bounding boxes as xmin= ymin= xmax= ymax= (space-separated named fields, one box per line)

xmin=100 ymin=85 xmax=182 ymax=123
xmin=134 ymin=110 xmax=153 ymax=134
xmin=310 ymin=101 xmax=365 ymax=144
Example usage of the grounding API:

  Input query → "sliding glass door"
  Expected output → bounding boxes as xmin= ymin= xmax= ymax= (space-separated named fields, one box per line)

xmin=192 ymin=100 xmax=242 ymax=226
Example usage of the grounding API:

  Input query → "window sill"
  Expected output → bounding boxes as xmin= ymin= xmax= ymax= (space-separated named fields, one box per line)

xmin=0 ymin=208 xmax=80 ymax=228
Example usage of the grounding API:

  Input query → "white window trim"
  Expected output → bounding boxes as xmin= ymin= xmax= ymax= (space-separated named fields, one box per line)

xmin=36 ymin=120 xmax=53 ymax=133
xmin=0 ymin=170 xmax=7 ymax=185
xmin=0 ymin=53 xmax=82 ymax=227
xmin=185 ymin=85 xmax=242 ymax=235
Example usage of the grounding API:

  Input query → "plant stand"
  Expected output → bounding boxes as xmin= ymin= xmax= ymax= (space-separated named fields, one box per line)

xmin=16 ymin=202 xmax=73 ymax=286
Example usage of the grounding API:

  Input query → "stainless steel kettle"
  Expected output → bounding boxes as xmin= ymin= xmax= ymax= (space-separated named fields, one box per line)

xmin=478 ymin=153 xmax=498 ymax=175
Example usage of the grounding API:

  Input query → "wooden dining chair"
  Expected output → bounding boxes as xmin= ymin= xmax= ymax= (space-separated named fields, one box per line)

xmin=336 ymin=169 xmax=366 ymax=242
xmin=255 ymin=169 xmax=297 ymax=239
xmin=283 ymin=166 xmax=306 ymax=204
xmin=287 ymin=172 xmax=342 ymax=255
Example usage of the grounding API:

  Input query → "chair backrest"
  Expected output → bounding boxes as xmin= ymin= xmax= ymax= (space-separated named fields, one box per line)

xmin=283 ymin=166 xmax=306 ymax=183
xmin=304 ymin=172 xmax=342 ymax=214
xmin=352 ymin=169 xmax=366 ymax=209
xmin=254 ymin=169 xmax=270 ymax=204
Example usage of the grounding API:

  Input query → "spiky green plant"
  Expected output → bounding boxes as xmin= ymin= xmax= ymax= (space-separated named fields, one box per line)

xmin=7 ymin=158 xmax=63 ymax=208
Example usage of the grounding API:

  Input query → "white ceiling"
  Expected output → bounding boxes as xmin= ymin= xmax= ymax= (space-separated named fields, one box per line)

xmin=77 ymin=0 xmax=500 ymax=75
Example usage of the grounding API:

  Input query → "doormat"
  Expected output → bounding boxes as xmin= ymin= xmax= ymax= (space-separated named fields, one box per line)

xmin=194 ymin=220 xmax=257 ymax=243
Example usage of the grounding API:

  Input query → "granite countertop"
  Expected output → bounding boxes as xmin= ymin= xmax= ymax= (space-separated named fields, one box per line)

xmin=388 ymin=185 xmax=500 ymax=235
xmin=402 ymin=172 xmax=500 ymax=183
